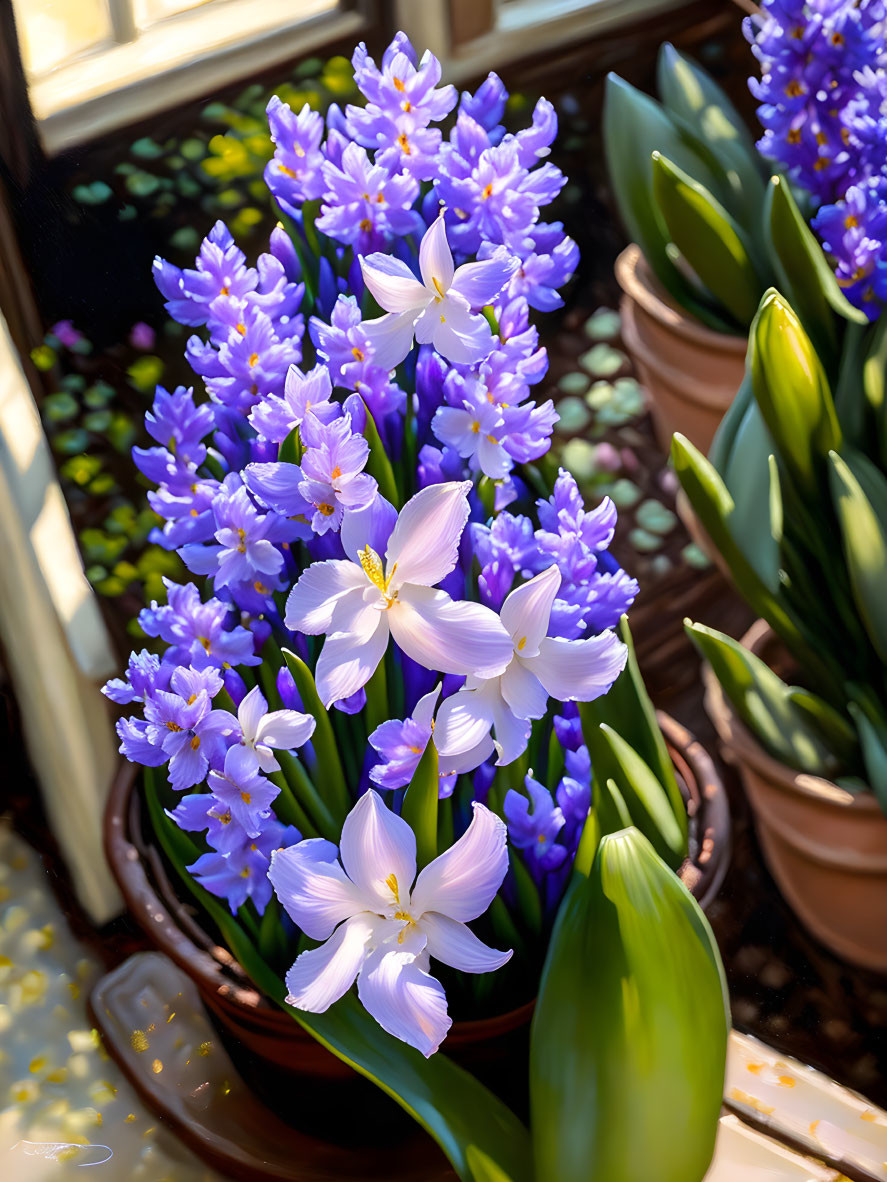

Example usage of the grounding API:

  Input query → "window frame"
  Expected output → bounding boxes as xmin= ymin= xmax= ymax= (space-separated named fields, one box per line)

xmin=394 ymin=0 xmax=692 ymax=82
xmin=22 ymin=0 xmax=377 ymax=155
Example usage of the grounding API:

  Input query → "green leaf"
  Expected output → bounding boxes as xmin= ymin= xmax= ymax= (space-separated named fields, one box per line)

xmin=467 ymin=1146 xmax=517 ymax=1182
xmin=828 ymin=448 xmax=887 ymax=663
xmin=579 ymin=618 xmax=684 ymax=834
xmin=848 ymin=701 xmax=887 ymax=812
xmin=718 ymin=399 xmax=781 ymax=589
xmin=685 ymin=621 xmax=846 ymax=776
xmin=530 ymin=828 xmax=729 ymax=1182
xmin=279 ymin=425 xmax=302 ymax=466
xmin=401 ymin=740 xmax=439 ymax=868
xmin=749 ymin=290 xmax=841 ymax=495
xmin=603 ymin=74 xmax=732 ymax=329
xmin=361 ymin=400 xmax=400 ymax=505
xmin=672 ymin=434 xmax=816 ymax=668
xmin=281 ymin=649 xmax=350 ymax=823
xmin=652 ymin=152 xmax=761 ymax=326
xmin=765 ymin=176 xmax=866 ymax=362
xmin=656 ymin=44 xmax=766 ymax=227
xmin=589 ymin=724 xmax=686 ymax=869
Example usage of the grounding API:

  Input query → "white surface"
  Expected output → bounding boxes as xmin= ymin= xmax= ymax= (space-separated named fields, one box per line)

xmin=0 ymin=823 xmax=228 ymax=1180
xmin=0 ymin=308 xmax=119 ymax=923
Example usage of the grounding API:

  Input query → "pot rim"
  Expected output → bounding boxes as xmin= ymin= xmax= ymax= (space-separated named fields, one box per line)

xmin=702 ymin=618 xmax=883 ymax=814
xmin=619 ymin=300 xmax=740 ymax=413
xmin=615 ymin=243 xmax=748 ymax=355
xmin=105 ymin=710 xmax=731 ymax=1023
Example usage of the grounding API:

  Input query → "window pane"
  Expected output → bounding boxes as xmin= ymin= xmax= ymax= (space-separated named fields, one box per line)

xmin=11 ymin=0 xmax=113 ymax=78
xmin=132 ymin=0 xmax=214 ymax=30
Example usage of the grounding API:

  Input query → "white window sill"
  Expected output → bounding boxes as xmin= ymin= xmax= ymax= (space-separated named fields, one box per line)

xmin=32 ymin=0 xmax=369 ymax=155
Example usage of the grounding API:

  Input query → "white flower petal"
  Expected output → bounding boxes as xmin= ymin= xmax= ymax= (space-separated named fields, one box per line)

xmin=438 ymin=732 xmax=495 ymax=776
xmin=451 ymin=253 xmax=516 ymax=309
xmin=357 ymin=947 xmax=451 ymax=1058
xmin=315 ymin=608 xmax=389 ymax=707
xmin=527 ymin=630 xmax=628 ymax=702
xmin=500 ymin=565 xmax=561 ymax=657
xmin=433 ymin=686 xmax=496 ymax=759
xmin=500 ymin=659 xmax=548 ymax=721
xmin=412 ymin=686 xmax=442 ymax=730
xmin=431 ymin=297 xmax=495 ymax=365
xmin=359 ymin=253 xmax=428 ymax=312
xmin=269 ymin=840 xmax=367 ymax=941
xmin=390 ymin=586 xmax=514 ymax=678
xmin=410 ymin=802 xmax=508 ymax=922
xmin=418 ymin=214 xmax=454 ymax=294
xmin=340 ymin=495 xmax=397 ymax=564
xmin=422 ymin=912 xmax=512 ymax=975
xmin=490 ymin=695 xmax=532 ymax=766
xmin=255 ymin=708 xmax=316 ymax=751
xmin=384 ymin=481 xmax=471 ymax=589
xmin=285 ymin=559 xmax=368 ymax=634
xmin=284 ymin=914 xmax=377 ymax=1012
xmin=237 ymin=685 xmax=267 ymax=742
xmin=361 ymin=309 xmax=419 ymax=372
xmin=340 ymin=789 xmax=417 ymax=911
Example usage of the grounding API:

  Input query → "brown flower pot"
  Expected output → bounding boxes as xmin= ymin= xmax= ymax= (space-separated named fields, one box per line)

xmin=703 ymin=619 xmax=887 ymax=973
xmin=103 ymin=711 xmax=729 ymax=1138
xmin=615 ymin=243 xmax=747 ymax=455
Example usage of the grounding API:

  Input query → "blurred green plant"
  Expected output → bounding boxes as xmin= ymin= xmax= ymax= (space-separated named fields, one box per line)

xmin=71 ymin=56 xmax=357 ymax=255
xmin=675 ymin=285 xmax=887 ymax=809
xmin=33 ymin=324 xmax=185 ymax=615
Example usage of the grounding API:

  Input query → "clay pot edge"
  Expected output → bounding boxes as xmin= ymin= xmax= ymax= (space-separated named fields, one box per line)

xmin=614 ymin=243 xmax=747 ymax=356
xmin=701 ymin=618 xmax=883 ymax=815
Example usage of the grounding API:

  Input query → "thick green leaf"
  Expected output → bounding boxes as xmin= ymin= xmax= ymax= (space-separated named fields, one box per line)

xmin=848 ymin=701 xmax=887 ymax=812
xmin=686 ymin=621 xmax=845 ymax=776
xmin=401 ymin=739 xmax=439 ymax=867
xmin=281 ymin=648 xmax=350 ymax=823
xmin=672 ymin=434 xmax=813 ymax=666
xmin=765 ymin=176 xmax=866 ymax=361
xmin=590 ymin=724 xmax=686 ymax=868
xmin=467 ymin=1146 xmax=516 ymax=1182
xmin=656 ymin=43 xmax=766 ymax=225
xmin=279 ymin=424 xmax=302 ymax=466
xmin=361 ymin=399 xmax=400 ymax=505
xmin=749 ymin=290 xmax=841 ymax=495
xmin=828 ymin=449 xmax=887 ymax=663
xmin=578 ymin=616 xmax=685 ymax=842
xmin=530 ymin=828 xmax=729 ymax=1182
xmin=719 ymin=397 xmax=780 ymax=588
xmin=603 ymin=74 xmax=733 ymax=330
xmin=709 ymin=369 xmax=754 ymax=474
xmin=652 ymin=152 xmax=761 ymax=326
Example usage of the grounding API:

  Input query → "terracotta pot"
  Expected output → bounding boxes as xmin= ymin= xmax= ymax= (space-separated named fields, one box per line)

xmin=703 ymin=619 xmax=887 ymax=973
xmin=104 ymin=712 xmax=730 ymax=1128
xmin=615 ymin=243 xmax=747 ymax=455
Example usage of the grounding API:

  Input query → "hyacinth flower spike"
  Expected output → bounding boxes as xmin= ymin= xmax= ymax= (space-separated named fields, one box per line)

xmin=359 ymin=214 xmax=517 ymax=367
xmin=285 ymin=480 xmax=513 ymax=707
xmin=269 ymin=789 xmax=512 ymax=1056
xmin=435 ymin=564 xmax=628 ymax=765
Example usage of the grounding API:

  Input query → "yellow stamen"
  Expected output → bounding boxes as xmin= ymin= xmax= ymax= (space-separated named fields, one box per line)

xmin=517 ymin=636 xmax=527 ymax=651
xmin=385 ymin=873 xmax=400 ymax=902
xmin=190 ymin=735 xmax=200 ymax=750
xmin=432 ymin=276 xmax=446 ymax=299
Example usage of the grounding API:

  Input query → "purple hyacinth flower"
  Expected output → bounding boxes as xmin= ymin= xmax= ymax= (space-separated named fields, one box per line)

xmin=139 ymin=666 xmax=231 ymax=791
xmin=249 ymin=362 xmax=339 ymax=444
xmin=206 ymin=745 xmax=281 ymax=836
xmin=264 ymin=97 xmax=326 ymax=216
xmin=103 ymin=649 xmax=170 ymax=705
xmin=317 ymin=142 xmax=421 ymax=253
xmin=189 ymin=817 xmax=300 ymax=915
xmin=139 ymin=579 xmax=261 ymax=669
xmin=504 ymin=775 xmax=568 ymax=873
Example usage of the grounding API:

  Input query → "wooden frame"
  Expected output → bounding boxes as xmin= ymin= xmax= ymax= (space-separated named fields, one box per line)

xmin=19 ymin=0 xmax=379 ymax=155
